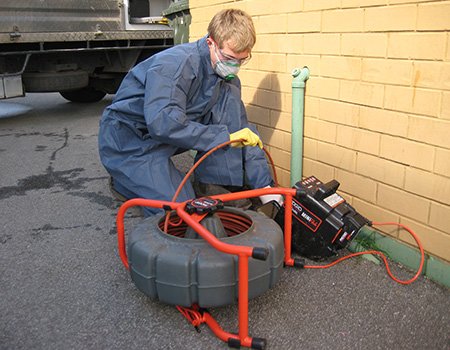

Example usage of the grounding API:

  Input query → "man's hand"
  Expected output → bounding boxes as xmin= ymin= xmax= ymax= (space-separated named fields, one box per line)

xmin=229 ymin=127 xmax=263 ymax=148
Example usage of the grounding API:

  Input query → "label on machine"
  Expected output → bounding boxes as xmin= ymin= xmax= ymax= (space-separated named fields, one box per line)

xmin=323 ymin=193 xmax=345 ymax=208
xmin=291 ymin=198 xmax=322 ymax=232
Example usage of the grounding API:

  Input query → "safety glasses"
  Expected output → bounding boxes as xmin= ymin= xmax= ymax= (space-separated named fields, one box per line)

xmin=213 ymin=42 xmax=252 ymax=66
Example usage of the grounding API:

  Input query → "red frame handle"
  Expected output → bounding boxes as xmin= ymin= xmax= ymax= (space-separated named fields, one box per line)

xmin=116 ymin=186 xmax=297 ymax=349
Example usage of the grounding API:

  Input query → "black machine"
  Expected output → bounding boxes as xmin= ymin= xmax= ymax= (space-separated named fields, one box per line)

xmin=265 ymin=176 xmax=371 ymax=260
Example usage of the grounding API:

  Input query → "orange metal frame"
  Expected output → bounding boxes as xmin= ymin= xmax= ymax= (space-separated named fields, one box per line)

xmin=116 ymin=187 xmax=299 ymax=349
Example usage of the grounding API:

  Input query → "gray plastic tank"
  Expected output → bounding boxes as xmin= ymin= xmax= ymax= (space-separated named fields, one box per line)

xmin=128 ymin=208 xmax=284 ymax=307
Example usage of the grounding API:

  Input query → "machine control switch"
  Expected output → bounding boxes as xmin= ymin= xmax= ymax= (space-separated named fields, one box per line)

xmin=186 ymin=197 xmax=224 ymax=214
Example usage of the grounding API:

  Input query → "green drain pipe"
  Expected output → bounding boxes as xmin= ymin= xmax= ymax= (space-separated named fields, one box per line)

xmin=290 ymin=67 xmax=310 ymax=186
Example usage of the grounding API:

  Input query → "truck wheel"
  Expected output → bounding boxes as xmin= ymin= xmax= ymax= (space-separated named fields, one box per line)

xmin=23 ymin=70 xmax=88 ymax=92
xmin=60 ymin=87 xmax=106 ymax=103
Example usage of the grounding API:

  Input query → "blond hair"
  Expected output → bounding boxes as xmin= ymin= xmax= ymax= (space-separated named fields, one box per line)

xmin=207 ymin=9 xmax=256 ymax=53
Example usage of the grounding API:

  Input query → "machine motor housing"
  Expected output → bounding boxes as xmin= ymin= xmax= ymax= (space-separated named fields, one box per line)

xmin=273 ymin=176 xmax=371 ymax=260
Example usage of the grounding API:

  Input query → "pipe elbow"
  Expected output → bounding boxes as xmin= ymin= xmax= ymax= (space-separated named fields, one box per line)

xmin=291 ymin=67 xmax=310 ymax=87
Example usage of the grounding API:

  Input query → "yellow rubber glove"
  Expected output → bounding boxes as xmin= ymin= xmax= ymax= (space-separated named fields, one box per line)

xmin=229 ymin=127 xmax=263 ymax=149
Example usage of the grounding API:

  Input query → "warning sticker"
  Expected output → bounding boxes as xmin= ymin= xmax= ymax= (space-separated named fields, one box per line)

xmin=323 ymin=193 xmax=345 ymax=208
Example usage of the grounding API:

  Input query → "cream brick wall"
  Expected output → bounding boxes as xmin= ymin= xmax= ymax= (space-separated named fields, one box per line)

xmin=189 ymin=0 xmax=450 ymax=262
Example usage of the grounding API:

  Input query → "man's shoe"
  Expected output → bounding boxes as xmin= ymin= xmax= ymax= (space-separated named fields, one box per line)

xmin=109 ymin=177 xmax=129 ymax=202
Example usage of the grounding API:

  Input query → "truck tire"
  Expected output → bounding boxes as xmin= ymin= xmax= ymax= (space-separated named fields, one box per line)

xmin=128 ymin=208 xmax=284 ymax=308
xmin=59 ymin=87 xmax=107 ymax=103
xmin=23 ymin=71 xmax=88 ymax=92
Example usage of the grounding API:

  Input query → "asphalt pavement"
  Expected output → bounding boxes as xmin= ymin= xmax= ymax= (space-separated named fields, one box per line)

xmin=0 ymin=93 xmax=449 ymax=350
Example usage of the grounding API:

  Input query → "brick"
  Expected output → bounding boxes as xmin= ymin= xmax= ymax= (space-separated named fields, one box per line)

xmin=244 ymin=0 xmax=278 ymax=16
xmin=365 ymin=5 xmax=417 ymax=32
xmin=258 ymin=125 xmax=291 ymax=150
xmin=305 ymin=90 xmax=321 ymax=114
xmin=441 ymin=92 xmax=450 ymax=120
xmin=303 ymin=0 xmax=341 ymax=11
xmin=241 ymin=86 xmax=257 ymax=105
xmin=304 ymin=96 xmax=320 ymax=118
xmin=244 ymin=52 xmax=259 ymax=71
xmin=287 ymin=55 xmax=321 ymax=77
xmin=384 ymin=85 xmax=440 ymax=118
xmin=267 ymin=0 xmax=302 ymax=14
xmin=189 ymin=21 xmax=210 ymax=38
xmin=303 ymin=34 xmax=340 ymax=56
xmin=221 ymin=2 xmax=247 ymax=11
xmin=256 ymin=88 xmax=283 ymax=111
xmin=190 ymin=5 xmax=224 ymax=19
xmin=246 ymin=0 xmax=301 ymax=17
xmin=191 ymin=0 xmax=233 ymax=7
xmin=281 ymin=92 xmax=293 ymax=113
xmin=246 ymin=104 xmax=270 ymax=127
xmin=356 ymin=153 xmax=405 ymax=188
xmin=372 ymin=222 xmax=402 ymax=239
xmin=417 ymin=2 xmax=450 ymax=30
xmin=270 ymin=111 xmax=291 ymax=132
xmin=377 ymin=184 xmax=430 ymax=223
xmin=321 ymin=56 xmax=362 ymax=81
xmin=429 ymin=202 xmax=450 ymax=234
xmin=308 ymin=77 xmax=340 ymax=100
xmin=287 ymin=11 xmax=321 ymax=33
xmin=352 ymin=198 xmax=400 ymax=225
xmin=266 ymin=146 xmax=291 ymax=170
xmin=257 ymin=53 xmax=286 ymax=73
xmin=447 ymin=33 xmax=450 ymax=60
xmin=319 ymin=100 xmax=359 ymax=126
xmin=303 ymin=159 xmax=335 ymax=182
xmin=276 ymin=167 xmax=290 ymax=187
xmin=285 ymin=34 xmax=304 ymax=55
xmin=412 ymin=61 xmax=450 ymax=91
xmin=362 ymin=58 xmax=412 ymax=86
xmin=304 ymin=117 xmax=337 ymax=143
xmin=380 ymin=135 xmax=435 ymax=171
xmin=283 ymin=92 xmax=293 ymax=115
xmin=340 ymin=80 xmax=384 ymax=108
xmin=388 ymin=33 xmax=447 ymax=60
xmin=341 ymin=0 xmax=388 ymax=8
xmin=317 ymin=141 xmax=357 ymax=171
xmin=388 ymin=0 xmax=433 ymax=4
xmin=399 ymin=217 xmax=450 ymax=261
xmin=303 ymin=138 xmax=318 ymax=159
xmin=336 ymin=125 xmax=380 ymax=155
xmin=359 ymin=106 xmax=408 ymax=137
xmin=256 ymin=15 xmax=287 ymax=34
xmin=322 ymin=9 xmax=365 ymax=32
xmin=271 ymin=73 xmax=294 ymax=94
xmin=239 ymin=70 xmax=271 ymax=90
xmin=434 ymin=148 xmax=450 ymax=177
xmin=405 ymin=168 xmax=450 ymax=205
xmin=341 ymin=33 xmax=388 ymax=58
xmin=408 ymin=116 xmax=450 ymax=149
xmin=254 ymin=35 xmax=285 ymax=54
xmin=335 ymin=169 xmax=377 ymax=203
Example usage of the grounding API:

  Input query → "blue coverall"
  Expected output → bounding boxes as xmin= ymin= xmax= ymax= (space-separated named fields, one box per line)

xmin=98 ymin=36 xmax=273 ymax=216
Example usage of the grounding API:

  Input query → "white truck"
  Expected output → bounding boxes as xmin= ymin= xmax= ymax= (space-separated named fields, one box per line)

xmin=0 ymin=0 xmax=175 ymax=102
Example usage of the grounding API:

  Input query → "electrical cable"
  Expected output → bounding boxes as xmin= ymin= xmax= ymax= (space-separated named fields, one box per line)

xmin=161 ymin=211 xmax=252 ymax=238
xmin=164 ymin=139 xmax=241 ymax=232
xmin=301 ymin=225 xmax=424 ymax=285
xmin=167 ymin=136 xmax=425 ymax=341
xmin=165 ymin=137 xmax=424 ymax=285
xmin=176 ymin=305 xmax=205 ymax=332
